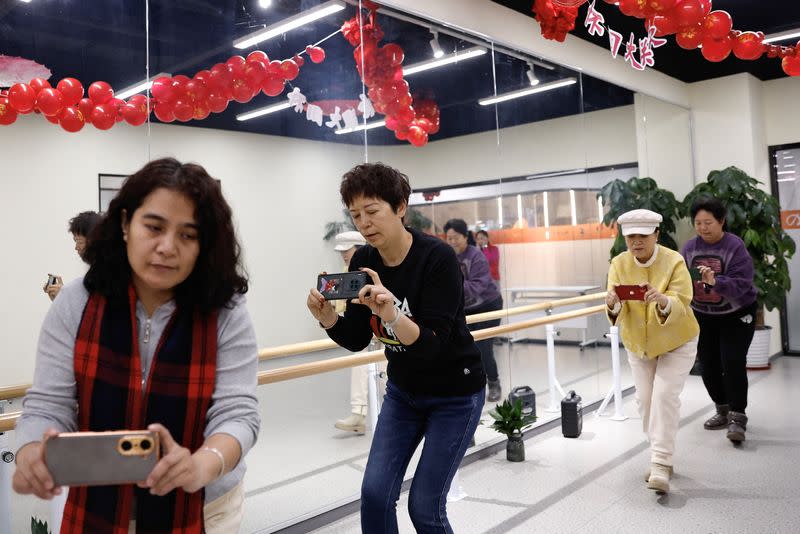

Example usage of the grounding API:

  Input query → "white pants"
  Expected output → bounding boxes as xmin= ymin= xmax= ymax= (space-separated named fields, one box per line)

xmin=349 ymin=361 xmax=387 ymax=414
xmin=127 ymin=482 xmax=244 ymax=533
xmin=627 ymin=337 xmax=698 ymax=467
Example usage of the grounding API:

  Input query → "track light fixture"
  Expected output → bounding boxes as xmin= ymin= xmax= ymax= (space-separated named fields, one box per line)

xmin=526 ymin=63 xmax=539 ymax=86
xmin=429 ymin=31 xmax=445 ymax=59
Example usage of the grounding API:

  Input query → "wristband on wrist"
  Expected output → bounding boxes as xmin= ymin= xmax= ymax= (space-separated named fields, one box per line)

xmin=381 ymin=308 xmax=402 ymax=329
xmin=200 ymin=446 xmax=225 ymax=480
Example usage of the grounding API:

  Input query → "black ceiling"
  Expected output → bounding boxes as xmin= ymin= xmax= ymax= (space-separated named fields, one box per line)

xmin=1 ymin=0 xmax=636 ymax=144
xmin=492 ymin=0 xmax=800 ymax=83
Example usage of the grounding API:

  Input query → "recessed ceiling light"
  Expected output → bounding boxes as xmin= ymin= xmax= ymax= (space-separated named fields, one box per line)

xmin=335 ymin=120 xmax=386 ymax=134
xmin=115 ymin=72 xmax=172 ymax=100
xmin=236 ymin=101 xmax=292 ymax=121
xmin=403 ymin=47 xmax=486 ymax=76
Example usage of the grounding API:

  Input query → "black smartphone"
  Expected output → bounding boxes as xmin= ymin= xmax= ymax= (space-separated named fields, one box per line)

xmin=317 ymin=271 xmax=368 ymax=300
xmin=47 ymin=274 xmax=58 ymax=287
xmin=689 ymin=267 xmax=702 ymax=281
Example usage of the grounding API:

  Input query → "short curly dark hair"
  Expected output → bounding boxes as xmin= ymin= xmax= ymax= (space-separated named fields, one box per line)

xmin=83 ymin=158 xmax=248 ymax=314
xmin=68 ymin=211 xmax=102 ymax=237
xmin=690 ymin=196 xmax=727 ymax=223
xmin=340 ymin=162 xmax=411 ymax=214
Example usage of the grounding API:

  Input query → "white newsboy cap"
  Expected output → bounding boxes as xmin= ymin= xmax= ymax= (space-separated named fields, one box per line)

xmin=333 ymin=230 xmax=366 ymax=251
xmin=617 ymin=209 xmax=663 ymax=236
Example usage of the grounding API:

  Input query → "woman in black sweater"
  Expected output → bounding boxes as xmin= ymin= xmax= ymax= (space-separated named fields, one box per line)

xmin=307 ymin=162 xmax=486 ymax=533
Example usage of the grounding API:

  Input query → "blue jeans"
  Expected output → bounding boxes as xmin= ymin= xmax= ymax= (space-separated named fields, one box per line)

xmin=361 ymin=381 xmax=485 ymax=533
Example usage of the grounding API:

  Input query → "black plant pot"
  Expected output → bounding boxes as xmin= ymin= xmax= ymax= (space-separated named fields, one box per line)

xmin=506 ymin=434 xmax=525 ymax=462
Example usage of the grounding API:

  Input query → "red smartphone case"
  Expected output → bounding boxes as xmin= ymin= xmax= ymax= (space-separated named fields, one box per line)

xmin=615 ymin=285 xmax=646 ymax=301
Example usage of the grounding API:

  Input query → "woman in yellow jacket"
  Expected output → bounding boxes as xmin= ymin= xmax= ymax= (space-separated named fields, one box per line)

xmin=606 ymin=209 xmax=699 ymax=495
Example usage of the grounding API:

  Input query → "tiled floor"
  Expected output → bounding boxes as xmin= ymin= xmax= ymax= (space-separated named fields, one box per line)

xmin=310 ymin=356 xmax=800 ymax=534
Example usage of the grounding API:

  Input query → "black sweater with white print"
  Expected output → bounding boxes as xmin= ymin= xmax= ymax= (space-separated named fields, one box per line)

xmin=326 ymin=227 xmax=486 ymax=396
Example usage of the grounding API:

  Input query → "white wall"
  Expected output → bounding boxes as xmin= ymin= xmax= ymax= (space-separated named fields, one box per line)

xmin=763 ymin=76 xmax=800 ymax=147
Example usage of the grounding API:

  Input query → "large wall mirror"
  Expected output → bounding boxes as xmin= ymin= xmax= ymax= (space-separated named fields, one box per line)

xmin=1 ymin=1 xmax=697 ymax=531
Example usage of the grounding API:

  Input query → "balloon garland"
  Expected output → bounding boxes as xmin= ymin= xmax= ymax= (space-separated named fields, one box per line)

xmin=340 ymin=1 xmax=440 ymax=147
xmin=534 ymin=0 xmax=800 ymax=77
xmin=0 ymin=47 xmax=326 ymax=131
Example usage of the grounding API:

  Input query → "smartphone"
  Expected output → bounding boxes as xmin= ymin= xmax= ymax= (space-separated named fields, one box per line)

xmin=689 ymin=267 xmax=702 ymax=281
xmin=46 ymin=274 xmax=58 ymax=287
xmin=45 ymin=430 xmax=160 ymax=487
xmin=615 ymin=284 xmax=647 ymax=301
xmin=317 ymin=271 xmax=368 ymax=300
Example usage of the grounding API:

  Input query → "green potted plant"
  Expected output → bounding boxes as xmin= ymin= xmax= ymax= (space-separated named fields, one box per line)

xmin=31 ymin=517 xmax=51 ymax=534
xmin=598 ymin=176 xmax=683 ymax=260
xmin=488 ymin=399 xmax=536 ymax=462
xmin=682 ymin=166 xmax=796 ymax=368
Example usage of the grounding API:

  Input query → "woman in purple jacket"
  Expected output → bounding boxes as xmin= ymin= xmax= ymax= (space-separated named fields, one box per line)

xmin=682 ymin=197 xmax=757 ymax=444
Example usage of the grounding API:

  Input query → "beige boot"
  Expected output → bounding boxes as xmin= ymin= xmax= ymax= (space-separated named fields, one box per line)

xmin=644 ymin=464 xmax=673 ymax=482
xmin=335 ymin=413 xmax=366 ymax=434
xmin=646 ymin=463 xmax=671 ymax=494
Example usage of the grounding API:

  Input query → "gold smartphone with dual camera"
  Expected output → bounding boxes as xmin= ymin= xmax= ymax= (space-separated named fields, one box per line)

xmin=44 ymin=430 xmax=160 ymax=486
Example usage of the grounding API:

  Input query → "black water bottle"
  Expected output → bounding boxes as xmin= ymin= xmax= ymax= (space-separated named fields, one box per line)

xmin=561 ymin=390 xmax=583 ymax=438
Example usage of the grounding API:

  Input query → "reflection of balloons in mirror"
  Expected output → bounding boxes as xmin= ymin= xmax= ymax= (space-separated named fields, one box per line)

xmin=306 ymin=46 xmax=326 ymax=63
xmin=29 ymin=77 xmax=51 ymax=94
xmin=783 ymin=54 xmax=800 ymax=76
xmin=732 ymin=32 xmax=765 ymax=61
xmin=8 ymin=83 xmax=37 ymax=113
xmin=59 ymin=106 xmax=86 ymax=132
xmin=676 ymin=24 xmax=703 ymax=49
xmin=36 ymin=88 xmax=64 ymax=116
xmin=88 ymin=81 xmax=113 ymax=105
xmin=0 ymin=97 xmax=18 ymax=125
xmin=57 ymin=78 xmax=84 ymax=106
xmin=673 ymin=0 xmax=704 ymax=28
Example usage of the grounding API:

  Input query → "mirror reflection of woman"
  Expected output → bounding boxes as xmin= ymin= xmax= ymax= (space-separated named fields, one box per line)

xmin=306 ymin=163 xmax=485 ymax=533
xmin=13 ymin=158 xmax=260 ymax=533
xmin=682 ymin=197 xmax=757 ymax=444
xmin=606 ymin=209 xmax=699 ymax=495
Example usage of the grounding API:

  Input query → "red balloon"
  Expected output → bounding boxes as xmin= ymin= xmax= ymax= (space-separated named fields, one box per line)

xmin=29 ymin=77 xmax=51 ymax=94
xmin=414 ymin=118 xmax=434 ymax=133
xmin=153 ymin=101 xmax=176 ymax=122
xmin=172 ymin=98 xmax=194 ymax=122
xmin=407 ymin=125 xmax=428 ymax=147
xmin=306 ymin=45 xmax=326 ymax=63
xmin=231 ymin=79 xmax=255 ymax=103
xmin=185 ymin=80 xmax=208 ymax=103
xmin=648 ymin=15 xmax=679 ymax=36
xmin=208 ymin=66 xmax=233 ymax=94
xmin=44 ymin=113 xmax=60 ymax=124
xmin=293 ymin=54 xmax=305 ymax=67
xmin=151 ymin=77 xmax=176 ymax=103
xmin=8 ymin=83 xmax=37 ymax=113
xmin=227 ymin=55 xmax=246 ymax=68
xmin=701 ymin=35 xmax=732 ymax=62
xmin=193 ymin=70 xmax=212 ymax=85
xmin=676 ymin=24 xmax=703 ymax=49
xmin=382 ymin=43 xmax=405 ymax=66
xmin=193 ymin=102 xmax=211 ymax=120
xmin=36 ymin=88 xmax=64 ymax=116
xmin=56 ymin=78 xmax=84 ymax=106
xmin=649 ymin=0 xmax=677 ymax=14
xmin=280 ymin=59 xmax=300 ymax=81
xmin=394 ymin=127 xmax=409 ymax=141
xmin=782 ymin=54 xmax=800 ymax=76
xmin=207 ymin=92 xmax=228 ymax=113
xmin=88 ymin=81 xmax=113 ymax=105
xmin=0 ymin=97 xmax=17 ymax=125
xmin=58 ymin=106 xmax=86 ymax=132
xmin=698 ymin=0 xmax=712 ymax=15
xmin=122 ymin=103 xmax=147 ymax=126
xmin=91 ymin=103 xmax=116 ymax=130
xmin=673 ymin=0 xmax=704 ymax=28
xmin=732 ymin=32 xmax=765 ymax=61
xmin=244 ymin=61 xmax=268 ymax=87
xmin=260 ymin=76 xmax=285 ymax=97
xmin=703 ymin=11 xmax=732 ymax=40
xmin=78 ymin=98 xmax=95 ymax=123
xmin=246 ymin=51 xmax=269 ymax=64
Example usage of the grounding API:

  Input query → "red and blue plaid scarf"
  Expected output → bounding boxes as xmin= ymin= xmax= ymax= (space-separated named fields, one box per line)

xmin=62 ymin=286 xmax=218 ymax=534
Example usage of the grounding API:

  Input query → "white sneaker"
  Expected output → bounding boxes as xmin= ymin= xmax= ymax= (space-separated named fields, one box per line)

xmin=646 ymin=463 xmax=671 ymax=494
xmin=335 ymin=413 xmax=366 ymax=434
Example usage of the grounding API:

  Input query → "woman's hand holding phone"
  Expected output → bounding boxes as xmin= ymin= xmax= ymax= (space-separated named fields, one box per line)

xmin=12 ymin=428 xmax=61 ymax=500
xmin=643 ymin=283 xmax=669 ymax=309
xmin=139 ymin=423 xmax=206 ymax=496
xmin=307 ymin=277 xmax=339 ymax=329
xmin=606 ymin=285 xmax=621 ymax=310
xmin=351 ymin=268 xmax=397 ymax=323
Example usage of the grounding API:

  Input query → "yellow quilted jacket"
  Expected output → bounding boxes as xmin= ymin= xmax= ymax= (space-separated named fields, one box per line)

xmin=606 ymin=245 xmax=699 ymax=360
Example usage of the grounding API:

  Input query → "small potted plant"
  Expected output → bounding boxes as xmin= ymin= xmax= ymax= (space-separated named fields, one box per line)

xmin=488 ymin=399 xmax=536 ymax=462
xmin=31 ymin=517 xmax=51 ymax=534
